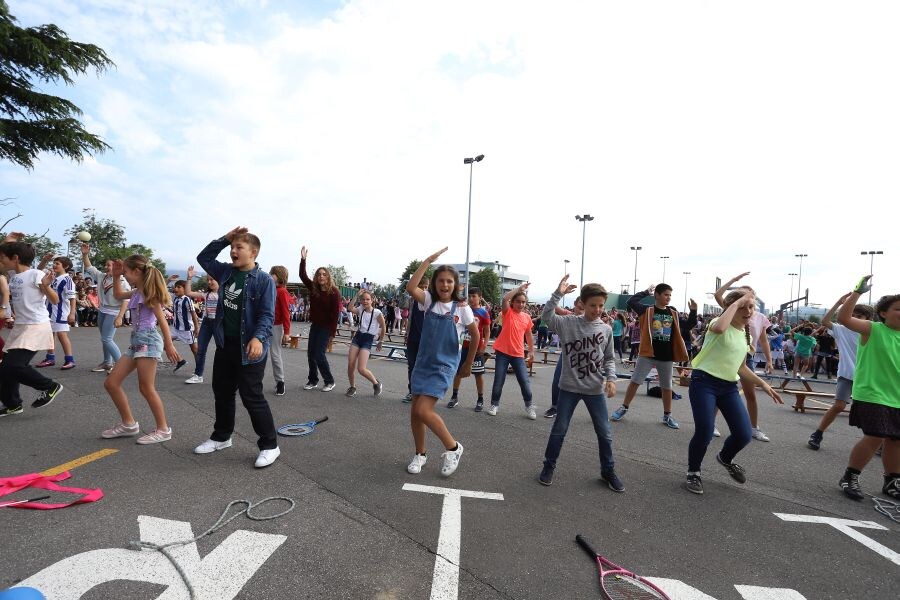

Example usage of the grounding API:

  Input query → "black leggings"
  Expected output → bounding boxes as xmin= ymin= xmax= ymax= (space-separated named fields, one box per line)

xmin=0 ymin=349 xmax=56 ymax=409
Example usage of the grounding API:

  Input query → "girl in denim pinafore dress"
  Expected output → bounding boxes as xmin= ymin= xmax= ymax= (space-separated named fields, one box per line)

xmin=405 ymin=250 xmax=479 ymax=477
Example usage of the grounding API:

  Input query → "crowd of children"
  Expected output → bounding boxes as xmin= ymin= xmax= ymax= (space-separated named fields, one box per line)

xmin=0 ymin=232 xmax=896 ymax=501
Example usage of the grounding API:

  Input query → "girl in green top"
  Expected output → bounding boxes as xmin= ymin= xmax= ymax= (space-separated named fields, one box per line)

xmin=684 ymin=290 xmax=783 ymax=495
xmin=836 ymin=275 xmax=900 ymax=501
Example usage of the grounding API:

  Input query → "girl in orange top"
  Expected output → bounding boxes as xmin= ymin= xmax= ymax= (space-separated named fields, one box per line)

xmin=488 ymin=283 xmax=536 ymax=419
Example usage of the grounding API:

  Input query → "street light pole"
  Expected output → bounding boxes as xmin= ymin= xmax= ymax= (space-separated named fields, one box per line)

xmin=630 ymin=246 xmax=642 ymax=294
xmin=794 ymin=253 xmax=807 ymax=323
xmin=660 ymin=256 xmax=669 ymax=282
xmin=575 ymin=215 xmax=594 ymax=288
xmin=682 ymin=271 xmax=690 ymax=312
xmin=463 ymin=154 xmax=484 ymax=297
xmin=859 ymin=250 xmax=884 ymax=305
xmin=787 ymin=272 xmax=797 ymax=324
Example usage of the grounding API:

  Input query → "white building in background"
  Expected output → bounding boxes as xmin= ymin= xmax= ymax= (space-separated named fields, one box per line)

xmin=451 ymin=261 xmax=529 ymax=294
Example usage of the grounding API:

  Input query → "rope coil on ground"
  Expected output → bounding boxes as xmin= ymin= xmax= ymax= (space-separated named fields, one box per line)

xmin=128 ymin=497 xmax=296 ymax=599
xmin=868 ymin=494 xmax=900 ymax=523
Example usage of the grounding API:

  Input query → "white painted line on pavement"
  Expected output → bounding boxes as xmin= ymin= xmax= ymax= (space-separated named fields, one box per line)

xmin=774 ymin=513 xmax=899 ymax=566
xmin=403 ymin=483 xmax=504 ymax=600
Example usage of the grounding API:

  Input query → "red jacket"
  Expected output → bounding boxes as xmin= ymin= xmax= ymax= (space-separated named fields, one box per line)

xmin=274 ymin=286 xmax=291 ymax=334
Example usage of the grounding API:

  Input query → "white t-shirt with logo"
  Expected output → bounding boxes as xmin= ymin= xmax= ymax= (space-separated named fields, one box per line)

xmin=355 ymin=307 xmax=383 ymax=338
xmin=417 ymin=291 xmax=475 ymax=343
xmin=8 ymin=269 xmax=50 ymax=324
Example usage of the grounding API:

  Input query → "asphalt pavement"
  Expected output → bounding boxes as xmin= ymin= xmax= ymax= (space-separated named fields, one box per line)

xmin=1 ymin=325 xmax=896 ymax=599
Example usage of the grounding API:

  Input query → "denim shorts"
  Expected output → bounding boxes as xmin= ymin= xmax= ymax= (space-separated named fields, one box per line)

xmin=351 ymin=331 xmax=375 ymax=351
xmin=835 ymin=377 xmax=853 ymax=402
xmin=125 ymin=328 xmax=163 ymax=359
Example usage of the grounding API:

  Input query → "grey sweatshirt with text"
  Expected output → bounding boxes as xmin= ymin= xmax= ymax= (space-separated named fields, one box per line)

xmin=541 ymin=291 xmax=617 ymax=395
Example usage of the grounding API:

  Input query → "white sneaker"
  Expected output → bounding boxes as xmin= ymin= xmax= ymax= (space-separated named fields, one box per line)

xmin=303 ymin=382 xmax=318 ymax=390
xmin=752 ymin=428 xmax=770 ymax=442
xmin=440 ymin=443 xmax=464 ymax=476
xmin=407 ymin=454 xmax=427 ymax=474
xmin=526 ymin=406 xmax=537 ymax=420
xmin=487 ymin=405 xmax=498 ymax=416
xmin=194 ymin=438 xmax=232 ymax=454
xmin=185 ymin=374 xmax=203 ymax=384
xmin=255 ymin=447 xmax=281 ymax=468
xmin=322 ymin=383 xmax=336 ymax=392
xmin=713 ymin=427 xmax=721 ymax=438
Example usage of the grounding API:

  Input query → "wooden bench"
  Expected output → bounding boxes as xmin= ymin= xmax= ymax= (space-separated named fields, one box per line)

xmin=533 ymin=348 xmax=561 ymax=365
xmin=779 ymin=389 xmax=842 ymax=413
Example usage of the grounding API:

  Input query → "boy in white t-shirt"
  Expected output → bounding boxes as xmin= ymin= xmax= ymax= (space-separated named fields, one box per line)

xmin=34 ymin=254 xmax=77 ymax=370
xmin=0 ymin=238 xmax=65 ymax=415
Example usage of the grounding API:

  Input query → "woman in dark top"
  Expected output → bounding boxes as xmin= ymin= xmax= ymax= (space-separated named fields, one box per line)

xmin=812 ymin=327 xmax=836 ymax=379
xmin=299 ymin=246 xmax=343 ymax=392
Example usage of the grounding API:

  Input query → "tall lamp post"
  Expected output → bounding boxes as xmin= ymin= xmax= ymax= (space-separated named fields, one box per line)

xmin=860 ymin=250 xmax=883 ymax=305
xmin=682 ymin=271 xmax=691 ymax=312
xmin=463 ymin=154 xmax=484 ymax=296
xmin=575 ymin=215 xmax=594 ymax=288
xmin=563 ymin=259 xmax=570 ymax=276
xmin=787 ymin=272 xmax=797 ymax=324
xmin=630 ymin=246 xmax=642 ymax=294
xmin=660 ymin=256 xmax=669 ymax=282
xmin=794 ymin=253 xmax=808 ymax=323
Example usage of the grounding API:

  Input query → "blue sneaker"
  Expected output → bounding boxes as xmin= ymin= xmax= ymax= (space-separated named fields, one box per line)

xmin=662 ymin=414 xmax=679 ymax=429
xmin=610 ymin=406 xmax=628 ymax=422
xmin=600 ymin=471 xmax=625 ymax=493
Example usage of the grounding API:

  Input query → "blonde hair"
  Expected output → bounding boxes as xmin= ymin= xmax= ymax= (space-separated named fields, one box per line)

xmin=123 ymin=255 xmax=171 ymax=308
xmin=723 ymin=290 xmax=752 ymax=349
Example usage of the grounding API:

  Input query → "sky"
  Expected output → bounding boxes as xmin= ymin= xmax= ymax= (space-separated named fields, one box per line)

xmin=2 ymin=0 xmax=898 ymax=310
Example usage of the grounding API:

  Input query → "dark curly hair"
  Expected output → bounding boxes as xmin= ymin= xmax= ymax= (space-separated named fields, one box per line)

xmin=875 ymin=294 xmax=900 ymax=323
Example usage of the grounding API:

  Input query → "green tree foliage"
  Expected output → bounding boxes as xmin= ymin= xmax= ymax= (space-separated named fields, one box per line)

xmin=326 ymin=264 xmax=349 ymax=287
xmin=468 ymin=268 xmax=501 ymax=307
xmin=65 ymin=210 xmax=165 ymax=272
xmin=192 ymin=275 xmax=209 ymax=292
xmin=399 ymin=259 xmax=435 ymax=286
xmin=0 ymin=1 xmax=114 ymax=169
xmin=372 ymin=283 xmax=399 ymax=300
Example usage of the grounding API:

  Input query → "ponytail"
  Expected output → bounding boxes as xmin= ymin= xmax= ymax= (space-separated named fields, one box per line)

xmin=123 ymin=255 xmax=171 ymax=308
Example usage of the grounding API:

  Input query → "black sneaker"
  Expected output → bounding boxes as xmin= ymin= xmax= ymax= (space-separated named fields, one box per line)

xmin=600 ymin=471 xmax=625 ymax=493
xmin=808 ymin=431 xmax=823 ymax=450
xmin=543 ymin=407 xmax=557 ymax=419
xmin=684 ymin=474 xmax=704 ymax=495
xmin=474 ymin=400 xmax=484 ymax=413
xmin=0 ymin=405 xmax=24 ymax=417
xmin=32 ymin=383 xmax=63 ymax=408
xmin=275 ymin=381 xmax=285 ymax=396
xmin=447 ymin=398 xmax=459 ymax=408
xmin=539 ymin=465 xmax=554 ymax=486
xmin=716 ymin=453 xmax=746 ymax=484
xmin=882 ymin=477 xmax=900 ymax=500
xmin=173 ymin=359 xmax=187 ymax=373
xmin=839 ymin=471 xmax=865 ymax=501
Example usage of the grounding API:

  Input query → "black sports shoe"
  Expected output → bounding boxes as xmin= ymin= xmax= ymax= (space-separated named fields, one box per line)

xmin=684 ymin=474 xmax=704 ymax=495
xmin=275 ymin=381 xmax=285 ymax=396
xmin=882 ymin=477 xmax=900 ymax=500
xmin=716 ymin=453 xmax=746 ymax=484
xmin=474 ymin=400 xmax=484 ymax=413
xmin=600 ymin=471 xmax=625 ymax=492
xmin=32 ymin=383 xmax=63 ymax=408
xmin=539 ymin=465 xmax=554 ymax=486
xmin=808 ymin=431 xmax=823 ymax=450
xmin=543 ymin=407 xmax=557 ymax=419
xmin=839 ymin=471 xmax=865 ymax=501
xmin=447 ymin=398 xmax=458 ymax=408
xmin=173 ymin=359 xmax=187 ymax=372
xmin=0 ymin=405 xmax=24 ymax=417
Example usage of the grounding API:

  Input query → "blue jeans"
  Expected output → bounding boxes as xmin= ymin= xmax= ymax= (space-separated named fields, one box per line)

xmin=490 ymin=350 xmax=532 ymax=407
xmin=194 ymin=318 xmax=215 ymax=377
xmin=307 ymin=324 xmax=334 ymax=385
xmin=687 ymin=370 xmax=752 ymax=472
xmin=544 ymin=389 xmax=615 ymax=473
xmin=97 ymin=312 xmax=121 ymax=365
xmin=551 ymin=359 xmax=562 ymax=408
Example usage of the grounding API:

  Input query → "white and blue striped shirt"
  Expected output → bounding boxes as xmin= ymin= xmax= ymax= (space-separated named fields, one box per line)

xmin=46 ymin=274 xmax=75 ymax=323
xmin=172 ymin=295 xmax=195 ymax=332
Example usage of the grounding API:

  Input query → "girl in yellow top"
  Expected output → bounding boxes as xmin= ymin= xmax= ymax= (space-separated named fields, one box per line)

xmin=836 ymin=275 xmax=900 ymax=501
xmin=684 ymin=290 xmax=782 ymax=495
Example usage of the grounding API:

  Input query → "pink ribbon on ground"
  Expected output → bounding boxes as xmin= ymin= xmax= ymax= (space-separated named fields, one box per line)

xmin=0 ymin=472 xmax=103 ymax=509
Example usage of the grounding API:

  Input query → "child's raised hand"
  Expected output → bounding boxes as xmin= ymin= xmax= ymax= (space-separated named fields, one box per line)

xmin=730 ymin=272 xmax=751 ymax=283
xmin=80 ymin=243 xmax=90 ymax=255
xmin=167 ymin=274 xmax=179 ymax=282
xmin=854 ymin=275 xmax=873 ymax=295
xmin=40 ymin=270 xmax=53 ymax=287
xmin=110 ymin=260 xmax=124 ymax=277
xmin=224 ymin=226 xmax=248 ymax=242
xmin=187 ymin=265 xmax=195 ymax=279
xmin=42 ymin=251 xmax=54 ymax=262
xmin=4 ymin=231 xmax=25 ymax=243
xmin=688 ymin=298 xmax=698 ymax=311
xmin=301 ymin=246 xmax=308 ymax=260
xmin=556 ymin=274 xmax=577 ymax=296
xmin=427 ymin=247 xmax=448 ymax=263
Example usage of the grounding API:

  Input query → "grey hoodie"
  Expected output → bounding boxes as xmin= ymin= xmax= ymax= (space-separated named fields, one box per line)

xmin=541 ymin=291 xmax=617 ymax=395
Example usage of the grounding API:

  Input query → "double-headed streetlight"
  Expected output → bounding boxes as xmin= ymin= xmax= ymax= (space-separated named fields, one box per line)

xmin=630 ymin=246 xmax=642 ymax=294
xmin=683 ymin=271 xmax=691 ymax=312
xmin=660 ymin=256 xmax=669 ymax=282
xmin=860 ymin=250 xmax=884 ymax=305
xmin=794 ymin=253 xmax=808 ymax=323
xmin=463 ymin=154 xmax=484 ymax=296
xmin=575 ymin=215 xmax=594 ymax=288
